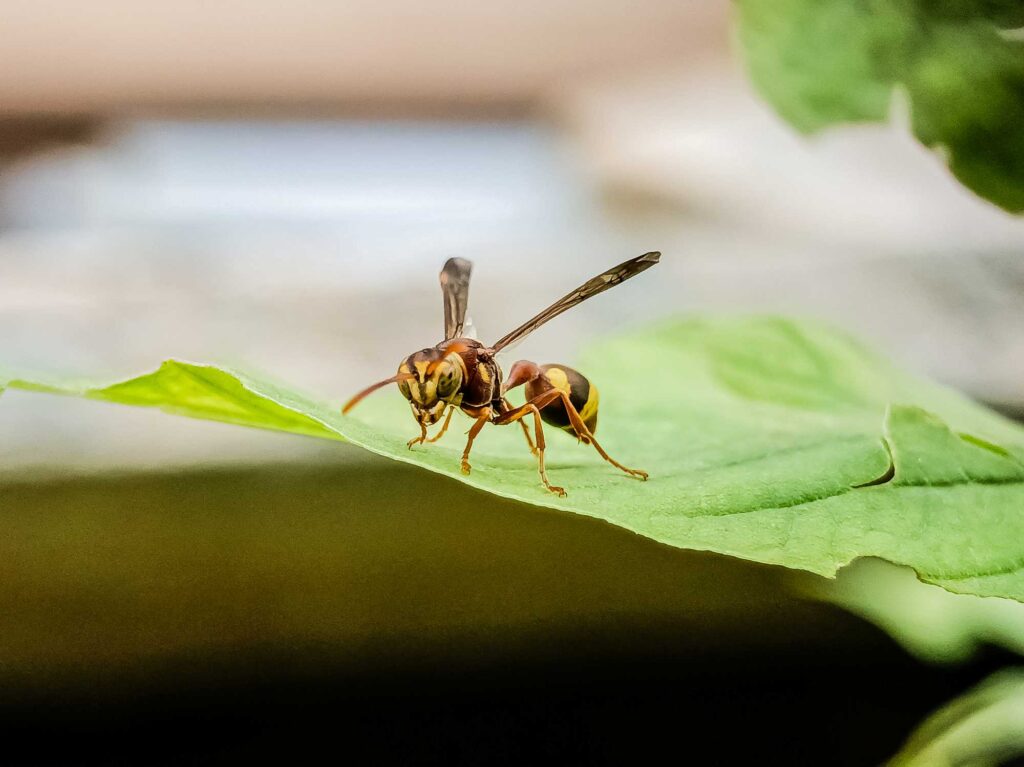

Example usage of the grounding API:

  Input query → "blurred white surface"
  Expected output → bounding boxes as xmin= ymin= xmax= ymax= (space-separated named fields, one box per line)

xmin=567 ymin=66 xmax=1024 ymax=254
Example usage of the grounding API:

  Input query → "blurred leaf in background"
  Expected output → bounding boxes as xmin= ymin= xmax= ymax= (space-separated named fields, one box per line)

xmin=735 ymin=0 xmax=1024 ymax=212
xmin=5 ymin=316 xmax=1024 ymax=601
xmin=812 ymin=558 xmax=1024 ymax=664
xmin=889 ymin=668 xmax=1024 ymax=766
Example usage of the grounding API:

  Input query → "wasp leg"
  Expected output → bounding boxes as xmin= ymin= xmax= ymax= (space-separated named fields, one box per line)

xmin=424 ymin=406 xmax=455 ymax=444
xmin=554 ymin=391 xmax=648 ymax=481
xmin=504 ymin=362 xmax=646 ymax=481
xmin=406 ymin=420 xmax=428 ymax=449
xmin=518 ymin=419 xmax=538 ymax=455
xmin=493 ymin=389 xmax=566 ymax=497
xmin=460 ymin=407 xmax=491 ymax=475
xmin=408 ymin=406 xmax=454 ymax=449
xmin=502 ymin=397 xmax=538 ymax=455
xmin=502 ymin=364 xmax=542 ymax=456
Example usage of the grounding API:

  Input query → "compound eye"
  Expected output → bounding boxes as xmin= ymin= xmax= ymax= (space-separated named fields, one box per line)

xmin=397 ymin=363 xmax=413 ymax=400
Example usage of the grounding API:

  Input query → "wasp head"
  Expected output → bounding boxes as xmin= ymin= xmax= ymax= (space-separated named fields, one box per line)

xmin=397 ymin=348 xmax=463 ymax=425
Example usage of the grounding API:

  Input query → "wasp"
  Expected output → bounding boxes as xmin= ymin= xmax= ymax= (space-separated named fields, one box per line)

xmin=342 ymin=252 xmax=660 ymax=496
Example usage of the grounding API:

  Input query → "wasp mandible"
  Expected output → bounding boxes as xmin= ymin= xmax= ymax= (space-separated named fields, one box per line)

xmin=343 ymin=252 xmax=660 ymax=496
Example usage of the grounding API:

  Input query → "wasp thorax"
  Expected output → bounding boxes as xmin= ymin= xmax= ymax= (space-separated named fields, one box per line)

xmin=397 ymin=348 xmax=464 ymax=424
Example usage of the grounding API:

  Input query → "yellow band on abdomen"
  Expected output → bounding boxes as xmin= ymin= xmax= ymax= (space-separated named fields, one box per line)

xmin=578 ymin=383 xmax=599 ymax=425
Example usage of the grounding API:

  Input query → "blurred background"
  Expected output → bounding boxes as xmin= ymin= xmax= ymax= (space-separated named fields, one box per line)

xmin=2 ymin=1 xmax=1023 ymax=764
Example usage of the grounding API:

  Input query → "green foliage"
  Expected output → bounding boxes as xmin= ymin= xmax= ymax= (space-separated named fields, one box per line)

xmin=889 ymin=669 xmax=1024 ymax=766
xmin=811 ymin=558 xmax=1024 ymax=663
xmin=4 ymin=317 xmax=1024 ymax=601
xmin=735 ymin=0 xmax=1024 ymax=212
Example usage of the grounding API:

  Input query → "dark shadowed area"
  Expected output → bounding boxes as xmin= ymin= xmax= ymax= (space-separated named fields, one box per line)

xmin=2 ymin=458 xmax=1014 ymax=765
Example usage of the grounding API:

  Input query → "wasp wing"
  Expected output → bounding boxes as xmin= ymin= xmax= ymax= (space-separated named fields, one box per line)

xmin=490 ymin=251 xmax=660 ymax=352
xmin=440 ymin=257 xmax=473 ymax=340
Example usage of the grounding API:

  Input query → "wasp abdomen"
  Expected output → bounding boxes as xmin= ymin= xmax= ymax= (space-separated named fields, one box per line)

xmin=525 ymin=364 xmax=599 ymax=435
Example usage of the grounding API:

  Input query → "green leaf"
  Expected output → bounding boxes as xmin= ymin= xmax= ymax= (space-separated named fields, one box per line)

xmin=810 ymin=558 xmax=1024 ymax=664
xmin=4 ymin=316 xmax=1024 ymax=601
xmin=735 ymin=0 xmax=1024 ymax=212
xmin=889 ymin=669 xmax=1024 ymax=766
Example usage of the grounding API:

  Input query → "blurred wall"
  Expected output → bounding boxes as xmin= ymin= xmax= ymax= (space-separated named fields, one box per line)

xmin=0 ymin=1 xmax=729 ymax=115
